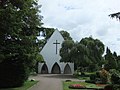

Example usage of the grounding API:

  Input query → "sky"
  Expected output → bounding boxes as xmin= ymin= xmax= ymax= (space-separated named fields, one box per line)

xmin=38 ymin=0 xmax=120 ymax=55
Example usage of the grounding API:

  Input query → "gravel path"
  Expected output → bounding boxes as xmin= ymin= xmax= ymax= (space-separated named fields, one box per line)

xmin=29 ymin=74 xmax=80 ymax=90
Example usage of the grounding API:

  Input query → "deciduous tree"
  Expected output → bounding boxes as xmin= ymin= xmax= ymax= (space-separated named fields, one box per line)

xmin=60 ymin=36 xmax=105 ymax=71
xmin=0 ymin=0 xmax=42 ymax=87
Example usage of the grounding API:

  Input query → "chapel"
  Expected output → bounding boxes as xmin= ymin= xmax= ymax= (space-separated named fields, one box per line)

xmin=38 ymin=30 xmax=74 ymax=74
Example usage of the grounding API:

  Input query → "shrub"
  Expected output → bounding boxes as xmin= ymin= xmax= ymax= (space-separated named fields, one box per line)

xmin=88 ymin=69 xmax=110 ymax=84
xmin=86 ymin=74 xmax=97 ymax=84
xmin=104 ymin=84 xmax=120 ymax=90
xmin=99 ymin=69 xmax=109 ymax=84
xmin=90 ymin=74 xmax=96 ymax=81
xmin=110 ymin=69 xmax=120 ymax=84
xmin=104 ymin=84 xmax=113 ymax=90
xmin=111 ymin=73 xmax=120 ymax=84
xmin=0 ymin=60 xmax=30 ymax=88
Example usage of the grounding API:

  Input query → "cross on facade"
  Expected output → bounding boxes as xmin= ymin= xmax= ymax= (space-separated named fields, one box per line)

xmin=53 ymin=40 xmax=60 ymax=54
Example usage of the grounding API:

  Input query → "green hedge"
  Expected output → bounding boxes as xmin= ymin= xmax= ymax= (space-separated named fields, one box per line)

xmin=0 ymin=60 xmax=30 ymax=88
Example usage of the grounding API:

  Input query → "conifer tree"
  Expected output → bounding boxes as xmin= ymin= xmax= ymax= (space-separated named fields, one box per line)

xmin=104 ymin=47 xmax=117 ymax=70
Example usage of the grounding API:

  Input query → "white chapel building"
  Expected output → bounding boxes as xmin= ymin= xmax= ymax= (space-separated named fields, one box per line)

xmin=38 ymin=30 xmax=74 ymax=74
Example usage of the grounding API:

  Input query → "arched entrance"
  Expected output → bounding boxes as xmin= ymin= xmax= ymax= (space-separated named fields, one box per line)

xmin=64 ymin=64 xmax=72 ymax=74
xmin=51 ymin=62 xmax=61 ymax=74
xmin=41 ymin=64 xmax=48 ymax=74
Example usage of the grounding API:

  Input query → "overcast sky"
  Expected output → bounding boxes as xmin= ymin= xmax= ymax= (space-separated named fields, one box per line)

xmin=38 ymin=0 xmax=120 ymax=55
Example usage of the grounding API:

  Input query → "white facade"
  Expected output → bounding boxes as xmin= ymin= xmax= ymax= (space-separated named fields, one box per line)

xmin=38 ymin=30 xmax=74 ymax=74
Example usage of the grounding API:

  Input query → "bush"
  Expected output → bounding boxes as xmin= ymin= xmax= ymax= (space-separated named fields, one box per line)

xmin=110 ymin=69 xmax=120 ymax=84
xmin=99 ymin=69 xmax=109 ymax=84
xmin=88 ymin=70 xmax=109 ymax=84
xmin=104 ymin=84 xmax=113 ymax=90
xmin=85 ymin=74 xmax=97 ymax=84
xmin=104 ymin=84 xmax=120 ymax=90
xmin=0 ymin=60 xmax=30 ymax=88
xmin=111 ymin=73 xmax=120 ymax=84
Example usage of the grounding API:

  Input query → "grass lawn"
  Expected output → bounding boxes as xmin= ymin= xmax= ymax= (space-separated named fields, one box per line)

xmin=63 ymin=81 xmax=106 ymax=90
xmin=78 ymin=76 xmax=90 ymax=81
xmin=1 ymin=80 xmax=38 ymax=90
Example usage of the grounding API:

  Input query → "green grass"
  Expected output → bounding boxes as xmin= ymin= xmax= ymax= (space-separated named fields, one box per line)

xmin=78 ymin=76 xmax=90 ymax=81
xmin=63 ymin=81 xmax=105 ymax=90
xmin=1 ymin=80 xmax=38 ymax=90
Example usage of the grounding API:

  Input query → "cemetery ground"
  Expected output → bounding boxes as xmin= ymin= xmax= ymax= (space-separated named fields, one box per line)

xmin=29 ymin=73 xmax=107 ymax=90
xmin=1 ymin=70 xmax=120 ymax=90
xmin=63 ymin=72 xmax=106 ymax=90
xmin=29 ymin=74 xmax=80 ymax=90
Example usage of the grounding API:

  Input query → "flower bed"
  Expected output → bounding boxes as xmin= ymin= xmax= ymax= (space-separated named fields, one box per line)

xmin=69 ymin=84 xmax=86 ymax=89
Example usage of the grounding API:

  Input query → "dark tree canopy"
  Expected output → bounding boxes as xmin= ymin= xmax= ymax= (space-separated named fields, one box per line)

xmin=59 ymin=30 xmax=74 ymax=62
xmin=78 ymin=37 xmax=105 ymax=70
xmin=60 ymin=40 xmax=75 ymax=62
xmin=104 ymin=47 xmax=117 ymax=70
xmin=0 ymin=0 xmax=42 ymax=87
xmin=109 ymin=12 xmax=120 ymax=20
xmin=60 ymin=31 xmax=73 ymax=40
xmin=60 ymin=36 xmax=105 ymax=71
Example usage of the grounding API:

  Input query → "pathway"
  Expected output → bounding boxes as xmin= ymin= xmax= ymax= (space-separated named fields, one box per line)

xmin=29 ymin=74 xmax=80 ymax=90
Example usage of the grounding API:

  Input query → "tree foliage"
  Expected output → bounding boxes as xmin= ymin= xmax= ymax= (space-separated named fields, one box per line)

xmin=109 ymin=12 xmax=120 ymax=20
xmin=0 ymin=0 xmax=42 ymax=87
xmin=40 ymin=27 xmax=55 ymax=40
xmin=117 ymin=55 xmax=120 ymax=70
xmin=80 ymin=37 xmax=105 ymax=65
xmin=59 ymin=30 xmax=74 ymax=63
xmin=60 ymin=36 xmax=105 ymax=71
xmin=60 ymin=40 xmax=75 ymax=62
xmin=38 ymin=28 xmax=73 ymax=49
xmin=60 ymin=31 xmax=73 ymax=40
xmin=104 ymin=47 xmax=117 ymax=70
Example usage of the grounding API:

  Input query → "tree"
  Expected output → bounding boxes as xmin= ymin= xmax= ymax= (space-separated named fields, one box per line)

xmin=104 ymin=47 xmax=117 ymax=70
xmin=35 ymin=54 xmax=44 ymax=73
xmin=60 ymin=36 xmax=105 ymax=71
xmin=71 ymin=43 xmax=90 ymax=69
xmin=117 ymin=55 xmax=120 ymax=70
xmin=109 ymin=12 xmax=120 ymax=70
xmin=60 ymin=30 xmax=74 ymax=62
xmin=60 ymin=40 xmax=75 ymax=62
xmin=109 ymin=12 xmax=120 ymax=20
xmin=0 ymin=0 xmax=42 ymax=87
xmin=40 ymin=27 xmax=55 ymax=40
xmin=60 ymin=31 xmax=73 ymax=40
xmin=79 ymin=37 xmax=105 ymax=71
